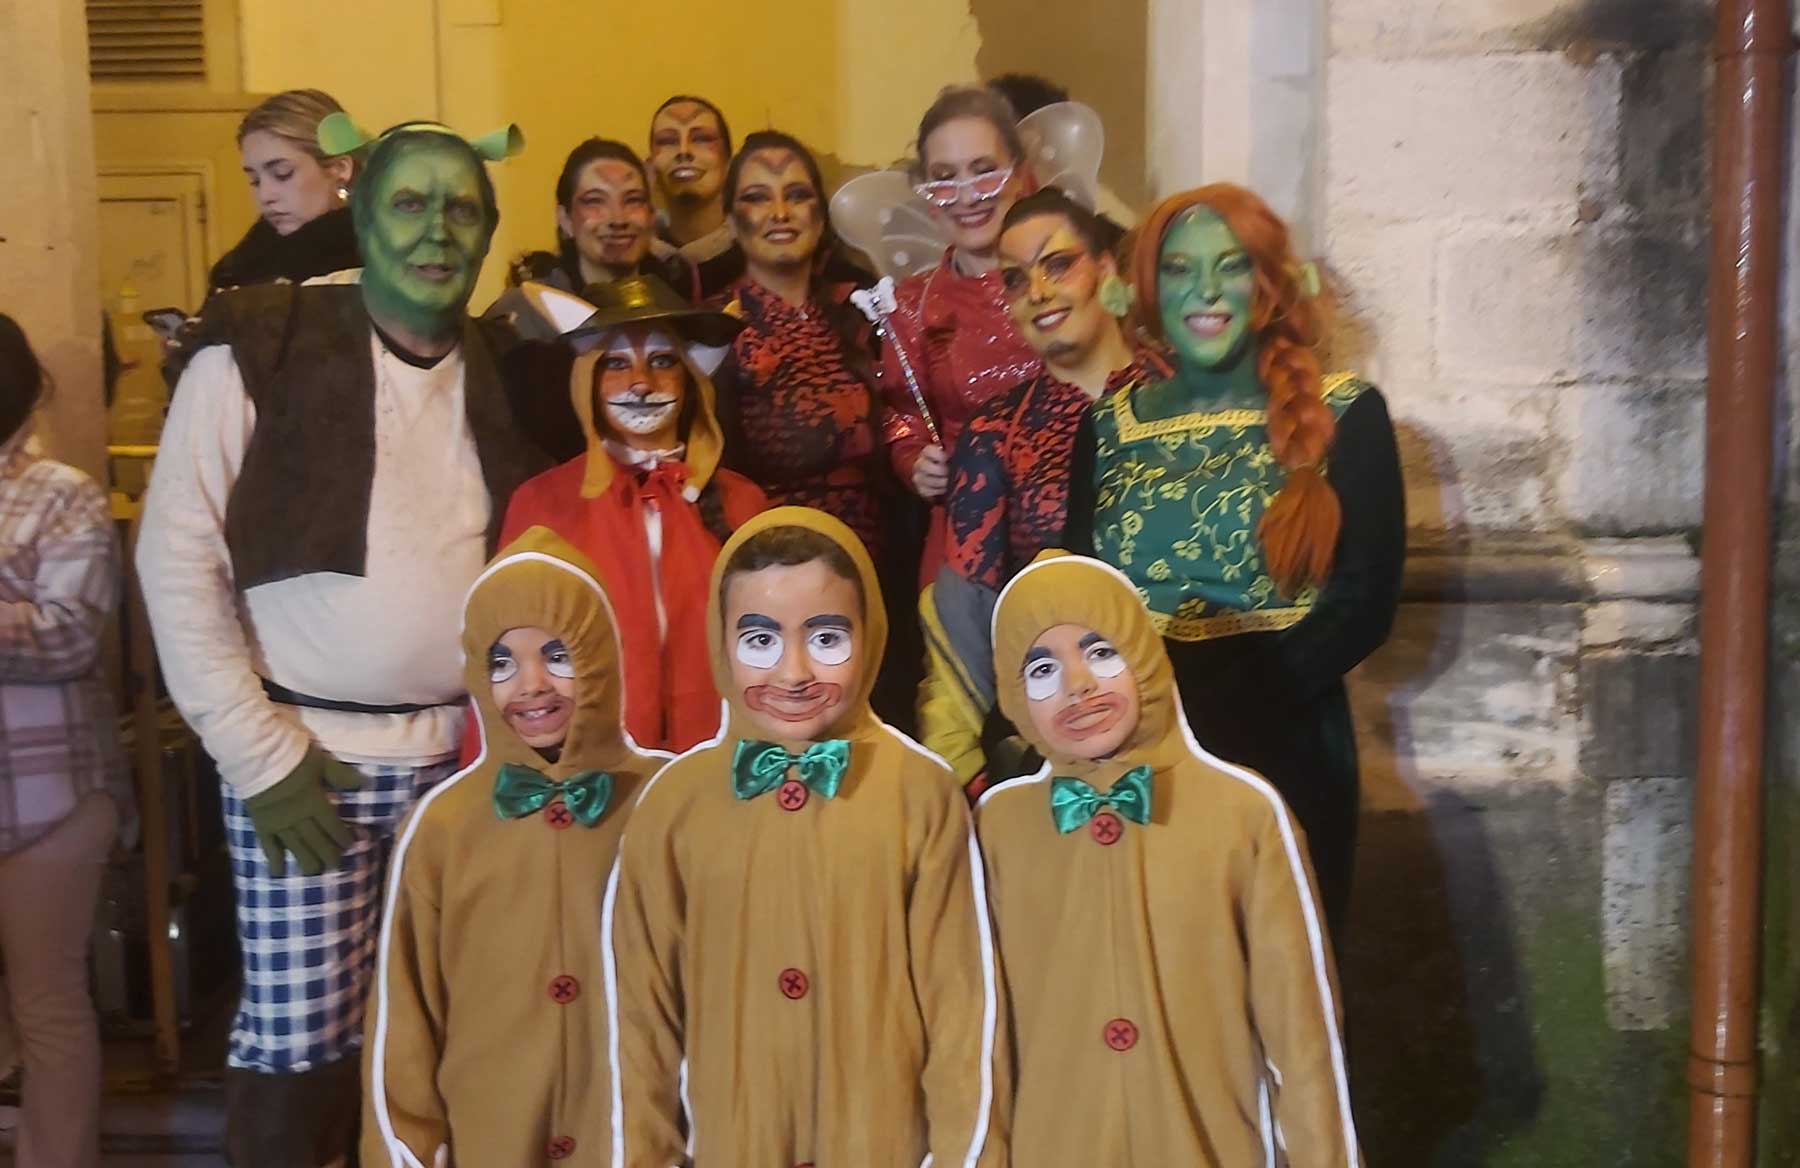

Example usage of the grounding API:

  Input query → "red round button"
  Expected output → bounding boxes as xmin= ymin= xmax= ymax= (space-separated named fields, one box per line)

xmin=1104 ymin=1017 xmax=1139 ymax=1052
xmin=547 ymin=1134 xmax=576 ymax=1159
xmin=777 ymin=780 xmax=809 ymax=811
xmin=779 ymin=967 xmax=810 ymax=1000
xmin=548 ymin=975 xmax=581 ymax=1004
xmin=1090 ymin=812 xmax=1124 ymax=845
xmin=545 ymin=802 xmax=575 ymax=830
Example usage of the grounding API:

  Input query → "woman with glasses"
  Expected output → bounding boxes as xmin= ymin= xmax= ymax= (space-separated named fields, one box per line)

xmin=877 ymin=85 xmax=1042 ymax=589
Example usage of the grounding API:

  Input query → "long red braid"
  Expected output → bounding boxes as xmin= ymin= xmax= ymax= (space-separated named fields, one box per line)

xmin=1130 ymin=184 xmax=1340 ymax=594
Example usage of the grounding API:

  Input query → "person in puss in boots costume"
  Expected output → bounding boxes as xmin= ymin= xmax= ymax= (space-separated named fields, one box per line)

xmin=364 ymin=527 xmax=666 ymax=1167
xmin=607 ymin=506 xmax=1007 ymax=1167
xmin=976 ymin=550 xmax=1360 ymax=1166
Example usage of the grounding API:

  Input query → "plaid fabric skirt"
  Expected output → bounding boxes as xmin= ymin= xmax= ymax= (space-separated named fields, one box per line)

xmin=220 ymin=759 xmax=453 ymax=1073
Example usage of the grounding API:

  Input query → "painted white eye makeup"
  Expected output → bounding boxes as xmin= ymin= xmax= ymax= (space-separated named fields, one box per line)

xmin=1085 ymin=639 xmax=1127 ymax=678
xmin=736 ymin=624 xmax=784 ymax=670
xmin=1023 ymin=654 xmax=1063 ymax=703
xmin=544 ymin=640 xmax=576 ymax=680
xmin=805 ymin=619 xmax=853 ymax=667
xmin=488 ymin=647 xmax=518 ymax=684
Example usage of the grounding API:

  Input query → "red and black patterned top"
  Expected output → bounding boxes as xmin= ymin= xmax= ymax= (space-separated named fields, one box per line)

xmin=714 ymin=278 xmax=886 ymax=551
xmin=943 ymin=349 xmax=1167 ymax=591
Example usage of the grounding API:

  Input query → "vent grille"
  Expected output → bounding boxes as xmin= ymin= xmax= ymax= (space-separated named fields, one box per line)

xmin=87 ymin=0 xmax=205 ymax=82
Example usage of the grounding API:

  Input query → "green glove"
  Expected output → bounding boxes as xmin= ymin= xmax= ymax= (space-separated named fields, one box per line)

xmin=244 ymin=748 xmax=365 ymax=878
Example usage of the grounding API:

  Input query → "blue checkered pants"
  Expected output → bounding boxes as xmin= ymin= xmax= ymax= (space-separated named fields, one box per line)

xmin=221 ymin=759 xmax=453 ymax=1072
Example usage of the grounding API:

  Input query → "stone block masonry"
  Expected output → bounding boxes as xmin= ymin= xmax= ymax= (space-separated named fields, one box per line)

xmin=1320 ymin=0 xmax=1715 ymax=1160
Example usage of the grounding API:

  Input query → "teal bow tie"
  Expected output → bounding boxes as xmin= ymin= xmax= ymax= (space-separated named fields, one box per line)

xmin=1049 ymin=766 xmax=1154 ymax=834
xmin=492 ymin=762 xmax=615 ymax=828
xmin=732 ymin=739 xmax=851 ymax=802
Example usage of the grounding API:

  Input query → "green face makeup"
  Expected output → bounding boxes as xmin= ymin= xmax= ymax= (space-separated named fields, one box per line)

xmin=1157 ymin=208 xmax=1256 ymax=373
xmin=358 ymin=140 xmax=493 ymax=338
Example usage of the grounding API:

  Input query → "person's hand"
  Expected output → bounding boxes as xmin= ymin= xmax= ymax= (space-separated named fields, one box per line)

xmin=911 ymin=444 xmax=950 ymax=501
xmin=243 ymin=747 xmax=365 ymax=877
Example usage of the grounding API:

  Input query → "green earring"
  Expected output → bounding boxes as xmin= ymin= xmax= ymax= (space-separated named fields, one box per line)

xmin=1098 ymin=273 xmax=1134 ymax=318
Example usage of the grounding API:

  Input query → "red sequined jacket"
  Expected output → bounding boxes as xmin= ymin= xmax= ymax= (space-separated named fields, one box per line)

xmin=876 ymin=250 xmax=1041 ymax=479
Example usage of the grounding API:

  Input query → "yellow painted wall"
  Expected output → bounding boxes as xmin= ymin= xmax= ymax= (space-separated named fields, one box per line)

xmin=107 ymin=0 xmax=1146 ymax=306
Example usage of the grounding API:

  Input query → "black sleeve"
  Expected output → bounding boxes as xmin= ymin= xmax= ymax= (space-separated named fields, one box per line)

xmin=711 ymin=350 xmax=750 ymax=474
xmin=1061 ymin=408 xmax=1100 ymax=556
xmin=1261 ymin=388 xmax=1406 ymax=701
xmin=496 ymin=339 xmax=583 ymax=464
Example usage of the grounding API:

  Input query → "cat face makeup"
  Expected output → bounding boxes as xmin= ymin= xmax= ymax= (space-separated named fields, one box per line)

xmin=730 ymin=148 xmax=825 ymax=271
xmin=649 ymin=101 xmax=728 ymax=205
xmin=595 ymin=325 xmax=689 ymax=450
xmin=558 ymin=157 xmax=655 ymax=274
xmin=1157 ymin=207 xmax=1255 ymax=373
xmin=1021 ymin=623 xmax=1140 ymax=762
xmin=999 ymin=216 xmax=1113 ymax=366
xmin=489 ymin=625 xmax=578 ymax=750
xmin=723 ymin=557 xmax=863 ymax=745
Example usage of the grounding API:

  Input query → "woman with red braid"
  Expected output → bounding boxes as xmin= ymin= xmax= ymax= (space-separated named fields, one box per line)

xmin=1065 ymin=184 xmax=1405 ymax=941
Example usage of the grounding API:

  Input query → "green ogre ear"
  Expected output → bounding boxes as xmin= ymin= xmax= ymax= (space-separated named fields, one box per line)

xmin=468 ymin=124 xmax=526 ymax=162
xmin=317 ymin=112 xmax=372 ymax=158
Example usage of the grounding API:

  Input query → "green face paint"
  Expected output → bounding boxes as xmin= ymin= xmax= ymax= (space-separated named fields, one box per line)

xmin=358 ymin=140 xmax=493 ymax=339
xmin=1157 ymin=208 xmax=1256 ymax=375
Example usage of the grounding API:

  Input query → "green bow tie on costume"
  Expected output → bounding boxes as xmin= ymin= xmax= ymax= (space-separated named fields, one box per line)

xmin=732 ymin=739 xmax=852 ymax=802
xmin=1049 ymin=766 xmax=1155 ymax=834
xmin=492 ymin=763 xmax=615 ymax=827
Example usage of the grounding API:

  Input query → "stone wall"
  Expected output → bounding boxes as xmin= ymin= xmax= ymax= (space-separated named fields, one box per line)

xmin=1318 ymin=0 xmax=1716 ymax=1161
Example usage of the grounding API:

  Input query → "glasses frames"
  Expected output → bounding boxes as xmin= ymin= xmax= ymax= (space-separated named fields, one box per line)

xmin=913 ymin=165 xmax=1017 ymax=209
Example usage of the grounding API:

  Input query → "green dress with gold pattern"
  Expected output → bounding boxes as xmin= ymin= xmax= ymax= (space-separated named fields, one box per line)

xmin=1066 ymin=372 xmax=1405 ymax=938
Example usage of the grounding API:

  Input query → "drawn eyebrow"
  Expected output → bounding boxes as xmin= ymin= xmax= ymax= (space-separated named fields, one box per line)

xmin=541 ymin=638 xmax=569 ymax=655
xmin=804 ymin=614 xmax=852 ymax=630
xmin=487 ymin=642 xmax=514 ymax=659
xmin=1078 ymin=632 xmax=1109 ymax=649
xmin=1024 ymin=646 xmax=1056 ymax=663
xmin=737 ymin=614 xmax=780 ymax=631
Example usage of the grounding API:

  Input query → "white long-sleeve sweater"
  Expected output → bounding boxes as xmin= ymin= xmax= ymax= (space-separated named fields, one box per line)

xmin=137 ymin=335 xmax=489 ymax=798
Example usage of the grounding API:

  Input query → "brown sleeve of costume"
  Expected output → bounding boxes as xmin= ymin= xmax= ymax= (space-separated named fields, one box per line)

xmin=908 ymin=778 xmax=1010 ymax=1166
xmin=607 ymin=806 xmax=690 ymax=1168
xmin=1245 ymin=807 xmax=1362 ymax=1167
xmin=362 ymin=827 xmax=451 ymax=1168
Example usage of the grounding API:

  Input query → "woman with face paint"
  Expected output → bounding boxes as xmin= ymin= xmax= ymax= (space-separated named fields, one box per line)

xmin=879 ymin=85 xmax=1043 ymax=589
xmin=607 ymin=506 xmax=1005 ymax=1168
xmin=209 ymin=90 xmax=361 ymax=293
xmin=496 ymin=137 xmax=701 ymax=311
xmin=922 ymin=187 xmax=1166 ymax=784
xmin=978 ymin=551 xmax=1360 ymax=1166
xmin=498 ymin=275 xmax=768 ymax=753
xmin=713 ymin=132 xmax=883 ymax=548
xmin=1065 ymin=184 xmax=1406 ymax=940
xmin=712 ymin=131 xmax=929 ymax=733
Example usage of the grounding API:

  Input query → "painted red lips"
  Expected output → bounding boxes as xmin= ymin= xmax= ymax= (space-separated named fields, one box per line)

xmin=744 ymin=682 xmax=844 ymax=723
xmin=1053 ymin=693 xmax=1131 ymax=740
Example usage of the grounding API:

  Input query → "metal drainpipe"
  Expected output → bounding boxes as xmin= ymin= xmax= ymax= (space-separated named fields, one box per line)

xmin=1687 ymin=0 xmax=1791 ymax=1164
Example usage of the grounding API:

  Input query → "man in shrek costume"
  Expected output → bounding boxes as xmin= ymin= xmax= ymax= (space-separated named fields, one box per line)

xmin=137 ymin=117 xmax=545 ymax=1167
xmin=1067 ymin=183 xmax=1405 ymax=941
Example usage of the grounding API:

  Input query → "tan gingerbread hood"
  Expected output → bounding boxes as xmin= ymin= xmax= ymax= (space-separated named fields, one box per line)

xmin=992 ymin=550 xmax=1187 ymax=781
xmin=705 ymin=505 xmax=887 ymax=743
xmin=462 ymin=526 xmax=649 ymax=778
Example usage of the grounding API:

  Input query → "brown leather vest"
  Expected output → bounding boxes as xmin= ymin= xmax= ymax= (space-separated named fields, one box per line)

xmin=197 ymin=283 xmax=548 ymax=590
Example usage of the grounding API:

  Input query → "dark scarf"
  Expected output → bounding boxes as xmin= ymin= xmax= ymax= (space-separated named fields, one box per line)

xmin=207 ymin=207 xmax=362 ymax=292
xmin=198 ymin=282 xmax=549 ymax=590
